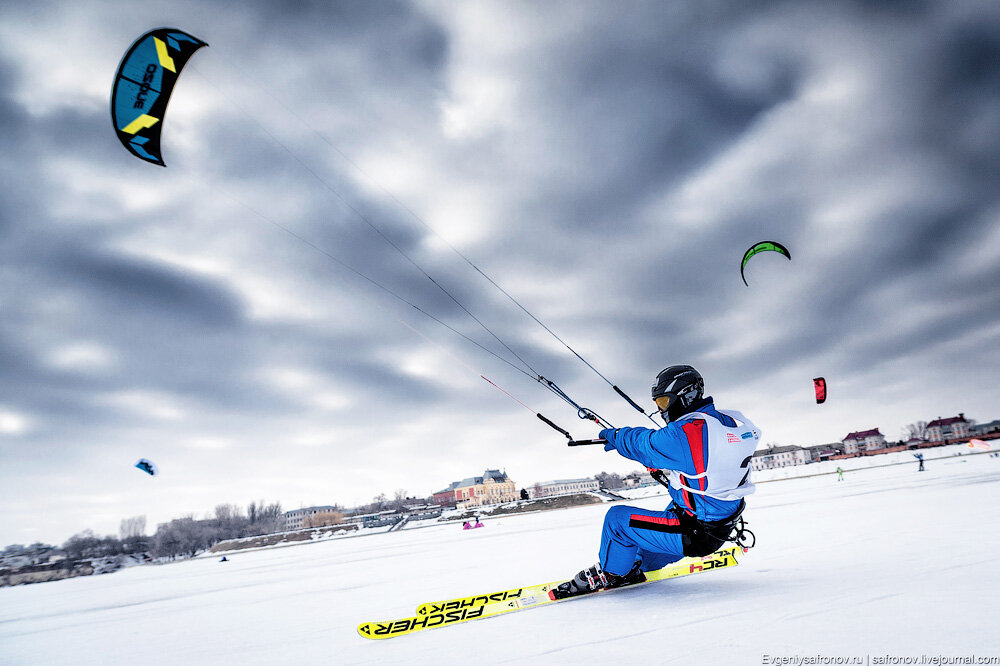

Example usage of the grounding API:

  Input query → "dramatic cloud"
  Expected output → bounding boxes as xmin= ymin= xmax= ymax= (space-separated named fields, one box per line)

xmin=1 ymin=0 xmax=998 ymax=545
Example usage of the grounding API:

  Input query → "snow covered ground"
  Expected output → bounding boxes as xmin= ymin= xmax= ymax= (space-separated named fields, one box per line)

xmin=2 ymin=451 xmax=999 ymax=665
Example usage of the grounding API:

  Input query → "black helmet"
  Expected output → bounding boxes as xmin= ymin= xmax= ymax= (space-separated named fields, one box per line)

xmin=651 ymin=365 xmax=704 ymax=422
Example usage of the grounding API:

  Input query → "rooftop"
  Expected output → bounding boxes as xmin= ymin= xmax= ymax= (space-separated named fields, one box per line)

xmin=927 ymin=415 xmax=967 ymax=428
xmin=754 ymin=445 xmax=804 ymax=456
xmin=802 ymin=442 xmax=844 ymax=451
xmin=437 ymin=469 xmax=511 ymax=494
xmin=843 ymin=428 xmax=882 ymax=441
xmin=283 ymin=505 xmax=338 ymax=516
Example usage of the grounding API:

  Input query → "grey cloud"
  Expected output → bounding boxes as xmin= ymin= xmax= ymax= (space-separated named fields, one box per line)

xmin=59 ymin=250 xmax=245 ymax=327
xmin=2 ymin=0 xmax=999 ymax=545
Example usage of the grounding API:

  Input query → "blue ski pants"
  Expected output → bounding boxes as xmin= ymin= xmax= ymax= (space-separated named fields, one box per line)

xmin=599 ymin=504 xmax=687 ymax=576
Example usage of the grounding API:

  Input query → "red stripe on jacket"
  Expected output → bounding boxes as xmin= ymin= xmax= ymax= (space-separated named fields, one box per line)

xmin=681 ymin=419 xmax=707 ymax=491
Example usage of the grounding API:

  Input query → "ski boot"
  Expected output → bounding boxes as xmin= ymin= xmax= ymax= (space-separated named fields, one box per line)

xmin=551 ymin=561 xmax=646 ymax=599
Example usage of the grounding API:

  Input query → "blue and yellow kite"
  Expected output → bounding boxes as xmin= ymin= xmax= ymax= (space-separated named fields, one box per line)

xmin=111 ymin=28 xmax=207 ymax=166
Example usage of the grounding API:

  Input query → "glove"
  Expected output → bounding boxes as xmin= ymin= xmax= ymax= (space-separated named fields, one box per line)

xmin=599 ymin=428 xmax=617 ymax=451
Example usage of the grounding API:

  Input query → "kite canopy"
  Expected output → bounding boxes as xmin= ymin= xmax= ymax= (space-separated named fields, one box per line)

xmin=741 ymin=240 xmax=791 ymax=286
xmin=135 ymin=458 xmax=158 ymax=476
xmin=110 ymin=27 xmax=207 ymax=166
xmin=813 ymin=377 xmax=827 ymax=404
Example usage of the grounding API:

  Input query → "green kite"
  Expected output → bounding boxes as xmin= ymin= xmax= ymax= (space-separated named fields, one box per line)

xmin=740 ymin=240 xmax=791 ymax=286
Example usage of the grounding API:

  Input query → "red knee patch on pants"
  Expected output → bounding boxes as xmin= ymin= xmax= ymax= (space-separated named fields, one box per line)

xmin=628 ymin=514 xmax=682 ymax=533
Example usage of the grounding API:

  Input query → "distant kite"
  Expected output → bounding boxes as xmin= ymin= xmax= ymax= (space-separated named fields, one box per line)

xmin=135 ymin=458 xmax=158 ymax=476
xmin=741 ymin=241 xmax=791 ymax=286
xmin=111 ymin=27 xmax=208 ymax=166
xmin=968 ymin=439 xmax=991 ymax=451
xmin=813 ymin=377 xmax=827 ymax=404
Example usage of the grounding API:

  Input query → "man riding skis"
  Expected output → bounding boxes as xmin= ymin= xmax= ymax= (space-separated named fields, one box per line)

xmin=554 ymin=364 xmax=760 ymax=598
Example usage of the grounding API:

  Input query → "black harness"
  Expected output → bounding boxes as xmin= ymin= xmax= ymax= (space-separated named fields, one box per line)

xmin=671 ymin=500 xmax=754 ymax=556
xmin=629 ymin=499 xmax=755 ymax=556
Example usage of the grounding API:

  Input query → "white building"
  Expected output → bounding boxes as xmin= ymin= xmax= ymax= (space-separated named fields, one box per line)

xmin=751 ymin=445 xmax=810 ymax=471
xmin=531 ymin=478 xmax=600 ymax=498
xmin=927 ymin=415 xmax=970 ymax=442
xmin=842 ymin=428 xmax=885 ymax=454
xmin=283 ymin=506 xmax=339 ymax=531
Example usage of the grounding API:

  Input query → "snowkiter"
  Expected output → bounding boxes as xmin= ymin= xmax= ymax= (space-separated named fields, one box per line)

xmin=554 ymin=365 xmax=760 ymax=598
xmin=914 ymin=453 xmax=925 ymax=471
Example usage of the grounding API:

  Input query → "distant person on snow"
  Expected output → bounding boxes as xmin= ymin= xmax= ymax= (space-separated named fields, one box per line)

xmin=836 ymin=466 xmax=844 ymax=481
xmin=554 ymin=365 xmax=760 ymax=598
xmin=914 ymin=453 xmax=925 ymax=472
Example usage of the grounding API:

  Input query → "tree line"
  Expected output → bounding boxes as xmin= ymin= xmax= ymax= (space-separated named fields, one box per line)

xmin=2 ymin=500 xmax=284 ymax=564
xmin=149 ymin=501 xmax=284 ymax=558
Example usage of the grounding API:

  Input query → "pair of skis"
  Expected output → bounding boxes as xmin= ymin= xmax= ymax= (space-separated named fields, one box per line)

xmin=357 ymin=545 xmax=745 ymax=640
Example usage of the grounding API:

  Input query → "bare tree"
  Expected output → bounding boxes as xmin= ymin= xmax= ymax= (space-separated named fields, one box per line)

xmin=240 ymin=501 xmax=284 ymax=536
xmin=152 ymin=523 xmax=183 ymax=560
xmin=903 ymin=421 xmax=929 ymax=441
xmin=63 ymin=530 xmax=123 ymax=560
xmin=213 ymin=504 xmax=244 ymax=536
xmin=214 ymin=504 xmax=240 ymax=522
xmin=119 ymin=515 xmax=146 ymax=539
xmin=247 ymin=500 xmax=261 ymax=524
xmin=392 ymin=489 xmax=408 ymax=510
xmin=594 ymin=472 xmax=624 ymax=490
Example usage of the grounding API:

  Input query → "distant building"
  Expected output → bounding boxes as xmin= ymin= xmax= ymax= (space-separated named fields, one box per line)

xmin=530 ymin=478 xmax=600 ymax=498
xmin=344 ymin=510 xmax=398 ymax=528
xmin=435 ymin=469 xmax=518 ymax=510
xmin=399 ymin=504 xmax=442 ymax=521
xmin=842 ymin=428 xmax=885 ymax=454
xmin=751 ymin=445 xmax=810 ymax=470
xmin=970 ymin=419 xmax=1000 ymax=438
xmin=622 ymin=471 xmax=656 ymax=488
xmin=283 ymin=506 xmax=339 ymax=531
xmin=927 ymin=414 xmax=970 ymax=442
xmin=432 ymin=482 xmax=461 ymax=508
xmin=801 ymin=442 xmax=845 ymax=462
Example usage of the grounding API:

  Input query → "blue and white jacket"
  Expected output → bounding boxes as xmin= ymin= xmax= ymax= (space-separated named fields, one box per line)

xmin=600 ymin=398 xmax=760 ymax=522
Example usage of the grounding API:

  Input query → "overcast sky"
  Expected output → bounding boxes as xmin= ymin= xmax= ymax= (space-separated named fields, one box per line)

xmin=2 ymin=0 xmax=998 ymax=546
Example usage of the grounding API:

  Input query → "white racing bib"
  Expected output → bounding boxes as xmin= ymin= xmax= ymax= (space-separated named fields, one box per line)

xmin=665 ymin=409 xmax=760 ymax=501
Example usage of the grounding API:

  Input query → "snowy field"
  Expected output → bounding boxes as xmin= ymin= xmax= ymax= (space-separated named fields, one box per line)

xmin=2 ymin=452 xmax=999 ymax=665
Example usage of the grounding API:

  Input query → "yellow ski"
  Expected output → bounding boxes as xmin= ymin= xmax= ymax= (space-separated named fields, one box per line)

xmin=415 ymin=545 xmax=743 ymax=615
xmin=357 ymin=546 xmax=744 ymax=640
